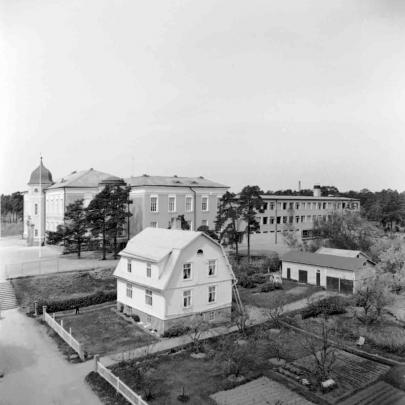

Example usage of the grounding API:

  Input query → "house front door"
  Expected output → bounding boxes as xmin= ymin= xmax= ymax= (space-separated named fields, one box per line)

xmin=298 ymin=270 xmax=307 ymax=284
xmin=316 ymin=271 xmax=320 ymax=287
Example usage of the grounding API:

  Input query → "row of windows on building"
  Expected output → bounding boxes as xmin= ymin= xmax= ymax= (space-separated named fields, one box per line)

xmin=261 ymin=214 xmax=333 ymax=226
xmin=260 ymin=201 xmax=358 ymax=211
xmin=125 ymin=283 xmax=217 ymax=308
xmin=127 ymin=259 xmax=217 ymax=278
xmin=148 ymin=219 xmax=209 ymax=229
xmin=150 ymin=195 xmax=211 ymax=213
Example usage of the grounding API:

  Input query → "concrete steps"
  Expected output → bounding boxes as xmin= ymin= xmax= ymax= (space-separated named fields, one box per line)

xmin=339 ymin=381 xmax=405 ymax=405
xmin=0 ymin=281 xmax=18 ymax=310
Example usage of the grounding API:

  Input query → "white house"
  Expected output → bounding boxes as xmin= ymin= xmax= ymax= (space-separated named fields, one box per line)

xmin=113 ymin=228 xmax=236 ymax=334
xmin=281 ymin=250 xmax=376 ymax=294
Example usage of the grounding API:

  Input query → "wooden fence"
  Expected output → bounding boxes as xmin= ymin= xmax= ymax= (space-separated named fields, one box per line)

xmin=42 ymin=306 xmax=85 ymax=361
xmin=94 ymin=355 xmax=149 ymax=405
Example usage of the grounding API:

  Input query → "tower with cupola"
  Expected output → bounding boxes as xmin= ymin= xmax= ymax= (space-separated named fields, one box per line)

xmin=23 ymin=159 xmax=53 ymax=245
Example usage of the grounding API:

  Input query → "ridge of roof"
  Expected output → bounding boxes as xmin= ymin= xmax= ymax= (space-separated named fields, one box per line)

xmin=125 ymin=175 xmax=229 ymax=189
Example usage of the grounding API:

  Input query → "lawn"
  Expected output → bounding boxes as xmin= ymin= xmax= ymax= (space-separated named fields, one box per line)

xmin=238 ymin=279 xmax=323 ymax=309
xmin=12 ymin=268 xmax=116 ymax=308
xmin=301 ymin=308 xmax=405 ymax=362
xmin=87 ymin=325 xmax=321 ymax=405
xmin=56 ymin=305 xmax=157 ymax=356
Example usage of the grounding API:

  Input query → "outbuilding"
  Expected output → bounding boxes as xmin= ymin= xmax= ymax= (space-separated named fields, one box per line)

xmin=281 ymin=250 xmax=375 ymax=294
xmin=114 ymin=227 xmax=236 ymax=334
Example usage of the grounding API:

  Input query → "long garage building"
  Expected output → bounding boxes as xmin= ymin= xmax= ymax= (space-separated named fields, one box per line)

xmin=281 ymin=249 xmax=376 ymax=294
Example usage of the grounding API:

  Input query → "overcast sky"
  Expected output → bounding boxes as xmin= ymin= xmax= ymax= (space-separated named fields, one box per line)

xmin=1 ymin=0 xmax=404 ymax=194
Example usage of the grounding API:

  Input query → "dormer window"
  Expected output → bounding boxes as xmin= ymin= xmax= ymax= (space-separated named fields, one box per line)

xmin=197 ymin=249 xmax=204 ymax=255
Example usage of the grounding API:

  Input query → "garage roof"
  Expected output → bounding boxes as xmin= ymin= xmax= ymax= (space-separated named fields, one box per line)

xmin=282 ymin=250 xmax=374 ymax=272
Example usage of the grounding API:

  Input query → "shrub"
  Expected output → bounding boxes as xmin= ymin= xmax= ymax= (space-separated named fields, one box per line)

xmin=37 ymin=290 xmax=117 ymax=315
xmin=301 ymin=296 xmax=348 ymax=319
xmin=251 ymin=274 xmax=267 ymax=284
xmin=132 ymin=314 xmax=140 ymax=322
xmin=362 ymin=327 xmax=405 ymax=355
xmin=163 ymin=325 xmax=190 ymax=338
xmin=260 ymin=282 xmax=275 ymax=293
xmin=238 ymin=275 xmax=256 ymax=289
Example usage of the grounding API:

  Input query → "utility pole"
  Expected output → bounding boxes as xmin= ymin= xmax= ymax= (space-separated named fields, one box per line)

xmin=38 ymin=155 xmax=42 ymax=258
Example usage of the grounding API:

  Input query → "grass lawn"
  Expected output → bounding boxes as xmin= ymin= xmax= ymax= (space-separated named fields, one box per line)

xmin=238 ymin=280 xmax=323 ymax=309
xmin=301 ymin=309 xmax=405 ymax=362
xmin=56 ymin=306 xmax=157 ymax=356
xmin=87 ymin=325 xmax=320 ymax=405
xmin=11 ymin=268 xmax=116 ymax=308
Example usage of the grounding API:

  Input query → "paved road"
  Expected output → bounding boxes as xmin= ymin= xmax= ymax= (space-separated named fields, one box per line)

xmin=0 ymin=309 xmax=99 ymax=405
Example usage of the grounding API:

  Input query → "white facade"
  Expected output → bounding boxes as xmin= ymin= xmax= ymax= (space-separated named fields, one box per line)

xmin=114 ymin=228 xmax=236 ymax=333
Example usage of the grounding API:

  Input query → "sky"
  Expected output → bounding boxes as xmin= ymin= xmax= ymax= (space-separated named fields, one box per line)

xmin=1 ymin=0 xmax=405 ymax=194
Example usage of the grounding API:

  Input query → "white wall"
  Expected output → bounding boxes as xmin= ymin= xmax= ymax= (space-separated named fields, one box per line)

xmin=165 ymin=236 xmax=233 ymax=317
xmin=281 ymin=261 xmax=355 ymax=287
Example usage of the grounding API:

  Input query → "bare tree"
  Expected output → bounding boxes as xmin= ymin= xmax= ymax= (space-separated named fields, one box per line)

xmin=233 ymin=304 xmax=250 ymax=335
xmin=266 ymin=295 xmax=287 ymax=328
xmin=188 ymin=315 xmax=209 ymax=353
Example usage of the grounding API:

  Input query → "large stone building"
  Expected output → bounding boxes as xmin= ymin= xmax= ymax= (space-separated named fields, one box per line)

xmin=126 ymin=175 xmax=229 ymax=235
xmin=23 ymin=162 xmax=229 ymax=244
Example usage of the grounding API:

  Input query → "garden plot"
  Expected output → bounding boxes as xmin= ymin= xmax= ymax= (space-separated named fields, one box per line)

xmin=292 ymin=350 xmax=391 ymax=404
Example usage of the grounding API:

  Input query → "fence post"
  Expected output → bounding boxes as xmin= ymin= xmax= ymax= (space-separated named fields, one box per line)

xmin=34 ymin=301 xmax=38 ymax=316
xmin=94 ymin=354 xmax=99 ymax=372
xmin=42 ymin=306 xmax=47 ymax=321
xmin=61 ymin=319 xmax=64 ymax=328
xmin=116 ymin=376 xmax=120 ymax=393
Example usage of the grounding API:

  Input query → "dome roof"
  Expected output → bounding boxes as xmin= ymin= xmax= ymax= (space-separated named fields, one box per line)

xmin=99 ymin=175 xmax=126 ymax=186
xmin=28 ymin=160 xmax=53 ymax=185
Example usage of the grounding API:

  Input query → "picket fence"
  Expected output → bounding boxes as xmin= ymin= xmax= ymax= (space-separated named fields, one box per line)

xmin=94 ymin=355 xmax=149 ymax=405
xmin=42 ymin=306 xmax=85 ymax=361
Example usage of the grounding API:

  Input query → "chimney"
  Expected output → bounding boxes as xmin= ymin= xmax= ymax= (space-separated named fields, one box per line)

xmin=313 ymin=184 xmax=321 ymax=197
xmin=298 ymin=180 xmax=301 ymax=192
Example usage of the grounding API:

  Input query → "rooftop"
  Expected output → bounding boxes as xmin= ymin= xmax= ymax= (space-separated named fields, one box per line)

xmin=261 ymin=195 xmax=359 ymax=201
xmin=282 ymin=250 xmax=374 ymax=272
xmin=48 ymin=168 xmax=118 ymax=189
xmin=28 ymin=160 xmax=53 ymax=185
xmin=316 ymin=247 xmax=371 ymax=260
xmin=125 ymin=175 xmax=229 ymax=189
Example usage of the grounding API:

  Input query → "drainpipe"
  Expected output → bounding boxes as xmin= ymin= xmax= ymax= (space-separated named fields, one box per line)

xmin=189 ymin=187 xmax=197 ymax=231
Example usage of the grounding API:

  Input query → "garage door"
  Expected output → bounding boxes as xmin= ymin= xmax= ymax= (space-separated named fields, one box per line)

xmin=326 ymin=276 xmax=339 ymax=291
xmin=298 ymin=270 xmax=308 ymax=284
xmin=340 ymin=279 xmax=354 ymax=294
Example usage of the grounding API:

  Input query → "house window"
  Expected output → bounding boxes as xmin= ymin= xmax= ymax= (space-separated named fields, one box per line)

xmin=295 ymin=216 xmax=300 ymax=223
xmin=318 ymin=202 xmax=322 ymax=210
xmin=277 ymin=216 xmax=281 ymax=224
xmin=262 ymin=217 xmax=268 ymax=225
xmin=183 ymin=290 xmax=192 ymax=308
xmin=201 ymin=196 xmax=209 ymax=212
xmin=150 ymin=221 xmax=158 ymax=228
xmin=301 ymin=216 xmax=305 ymax=222
xmin=209 ymin=311 xmax=215 ymax=321
xmin=289 ymin=216 xmax=293 ymax=224
xmin=168 ymin=196 xmax=176 ymax=212
xmin=126 ymin=283 xmax=133 ymax=298
xmin=208 ymin=260 xmax=216 ymax=276
xmin=127 ymin=260 xmax=132 ymax=272
xmin=302 ymin=202 xmax=306 ymax=209
xmin=295 ymin=203 xmax=300 ymax=209
xmin=270 ymin=216 xmax=275 ymax=224
xmin=183 ymin=263 xmax=191 ymax=280
xmin=208 ymin=286 xmax=216 ymax=303
xmin=262 ymin=203 xmax=268 ymax=210
xmin=145 ymin=289 xmax=152 ymax=306
xmin=34 ymin=203 xmax=38 ymax=215
xmin=201 ymin=219 xmax=208 ymax=227
xmin=34 ymin=188 xmax=38 ymax=192
xmin=307 ymin=215 xmax=311 ymax=221
xmin=289 ymin=202 xmax=294 ymax=209
xmin=197 ymin=249 xmax=204 ymax=255
xmin=34 ymin=229 xmax=38 ymax=236
xmin=282 ymin=202 xmax=287 ymax=210
xmin=185 ymin=196 xmax=193 ymax=212
xmin=323 ymin=202 xmax=326 ymax=209
xmin=283 ymin=216 xmax=287 ymax=224
xmin=150 ymin=196 xmax=158 ymax=212
xmin=286 ymin=268 xmax=291 ymax=279
xmin=146 ymin=263 xmax=151 ymax=278
xmin=270 ymin=202 xmax=274 ymax=210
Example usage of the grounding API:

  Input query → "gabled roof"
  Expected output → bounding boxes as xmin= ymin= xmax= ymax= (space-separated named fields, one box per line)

xmin=48 ymin=168 xmax=117 ymax=189
xmin=115 ymin=228 xmax=236 ymax=291
xmin=120 ymin=228 xmax=209 ymax=262
xmin=126 ymin=175 xmax=229 ymax=189
xmin=315 ymin=247 xmax=372 ymax=261
xmin=282 ymin=250 xmax=374 ymax=272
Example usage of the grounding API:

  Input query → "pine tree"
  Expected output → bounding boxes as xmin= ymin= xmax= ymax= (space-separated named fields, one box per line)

xmin=64 ymin=199 xmax=89 ymax=258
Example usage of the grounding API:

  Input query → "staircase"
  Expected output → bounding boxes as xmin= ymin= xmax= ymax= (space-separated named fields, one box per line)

xmin=0 ymin=281 xmax=18 ymax=311
xmin=339 ymin=381 xmax=405 ymax=405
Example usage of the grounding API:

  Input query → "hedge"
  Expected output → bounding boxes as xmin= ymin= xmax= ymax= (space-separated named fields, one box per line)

xmin=35 ymin=290 xmax=117 ymax=315
xmin=301 ymin=296 xmax=348 ymax=319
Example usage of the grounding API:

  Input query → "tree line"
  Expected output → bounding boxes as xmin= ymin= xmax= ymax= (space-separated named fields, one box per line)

xmin=47 ymin=184 xmax=131 ymax=260
xmin=1 ymin=192 xmax=24 ymax=222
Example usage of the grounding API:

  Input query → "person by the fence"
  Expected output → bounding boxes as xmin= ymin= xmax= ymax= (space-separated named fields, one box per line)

xmin=75 ymin=305 xmax=80 ymax=315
